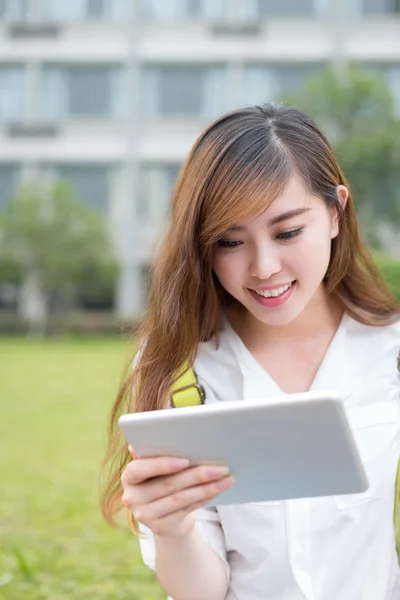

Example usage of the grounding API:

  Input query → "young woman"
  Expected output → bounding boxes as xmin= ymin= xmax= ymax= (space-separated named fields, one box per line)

xmin=101 ymin=104 xmax=400 ymax=600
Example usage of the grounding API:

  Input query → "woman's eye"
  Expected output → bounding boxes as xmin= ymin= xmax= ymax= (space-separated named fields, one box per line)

xmin=276 ymin=227 xmax=304 ymax=241
xmin=217 ymin=239 xmax=242 ymax=249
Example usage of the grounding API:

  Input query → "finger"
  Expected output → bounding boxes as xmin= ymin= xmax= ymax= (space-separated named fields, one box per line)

xmin=122 ymin=464 xmax=230 ymax=511
xmin=184 ymin=482 xmax=236 ymax=514
xmin=121 ymin=456 xmax=190 ymax=486
xmin=138 ymin=484 xmax=228 ymax=537
xmin=138 ymin=464 xmax=230 ymax=505
xmin=127 ymin=445 xmax=136 ymax=459
xmin=143 ymin=475 xmax=234 ymax=521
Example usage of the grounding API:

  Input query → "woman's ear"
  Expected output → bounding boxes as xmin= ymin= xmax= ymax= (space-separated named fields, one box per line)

xmin=330 ymin=185 xmax=349 ymax=239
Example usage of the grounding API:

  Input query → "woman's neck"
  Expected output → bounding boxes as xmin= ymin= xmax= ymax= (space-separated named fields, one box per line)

xmin=227 ymin=287 xmax=343 ymax=351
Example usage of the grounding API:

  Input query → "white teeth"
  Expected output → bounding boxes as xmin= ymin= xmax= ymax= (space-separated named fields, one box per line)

xmin=255 ymin=282 xmax=292 ymax=298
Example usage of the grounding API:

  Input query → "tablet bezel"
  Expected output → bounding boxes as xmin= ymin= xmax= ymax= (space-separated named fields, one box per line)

xmin=118 ymin=390 xmax=368 ymax=506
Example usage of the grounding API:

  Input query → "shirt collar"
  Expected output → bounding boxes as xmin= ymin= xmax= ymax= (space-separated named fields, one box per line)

xmin=223 ymin=311 xmax=354 ymax=402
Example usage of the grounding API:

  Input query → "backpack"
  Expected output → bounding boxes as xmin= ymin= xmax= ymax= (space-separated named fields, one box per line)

xmin=171 ymin=366 xmax=400 ymax=565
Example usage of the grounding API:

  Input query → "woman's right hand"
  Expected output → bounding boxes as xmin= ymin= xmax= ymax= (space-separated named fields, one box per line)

xmin=121 ymin=447 xmax=234 ymax=539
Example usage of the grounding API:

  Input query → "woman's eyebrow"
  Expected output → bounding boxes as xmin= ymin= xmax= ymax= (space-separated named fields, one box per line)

xmin=268 ymin=208 xmax=312 ymax=226
xmin=227 ymin=208 xmax=311 ymax=232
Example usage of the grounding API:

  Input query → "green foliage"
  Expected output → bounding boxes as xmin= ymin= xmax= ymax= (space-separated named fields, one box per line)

xmin=293 ymin=65 xmax=395 ymax=137
xmin=76 ymin=261 xmax=120 ymax=310
xmin=290 ymin=65 xmax=400 ymax=242
xmin=0 ymin=310 xmax=139 ymax=336
xmin=0 ymin=257 xmax=21 ymax=285
xmin=0 ymin=338 xmax=164 ymax=600
xmin=372 ymin=249 xmax=400 ymax=301
xmin=0 ymin=180 xmax=119 ymax=310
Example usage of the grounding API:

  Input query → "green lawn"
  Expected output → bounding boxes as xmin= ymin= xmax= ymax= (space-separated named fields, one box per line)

xmin=0 ymin=337 xmax=166 ymax=600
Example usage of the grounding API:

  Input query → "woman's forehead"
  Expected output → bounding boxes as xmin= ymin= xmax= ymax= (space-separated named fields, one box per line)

xmin=230 ymin=174 xmax=316 ymax=229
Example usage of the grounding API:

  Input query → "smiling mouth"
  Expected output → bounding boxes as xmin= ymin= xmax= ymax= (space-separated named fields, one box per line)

xmin=252 ymin=281 xmax=295 ymax=299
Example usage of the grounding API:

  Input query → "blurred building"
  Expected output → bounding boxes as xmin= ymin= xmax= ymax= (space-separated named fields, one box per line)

xmin=0 ymin=0 xmax=399 ymax=317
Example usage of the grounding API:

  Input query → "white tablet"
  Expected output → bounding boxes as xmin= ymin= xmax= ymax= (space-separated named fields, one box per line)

xmin=118 ymin=390 xmax=368 ymax=506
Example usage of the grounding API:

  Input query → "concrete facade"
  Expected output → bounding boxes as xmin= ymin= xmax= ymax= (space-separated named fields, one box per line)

xmin=0 ymin=0 xmax=399 ymax=317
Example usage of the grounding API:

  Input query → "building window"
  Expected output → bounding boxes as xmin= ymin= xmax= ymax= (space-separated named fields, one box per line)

xmin=0 ymin=165 xmax=18 ymax=208
xmin=138 ymin=164 xmax=180 ymax=224
xmin=41 ymin=65 xmax=126 ymax=119
xmin=141 ymin=0 xmax=225 ymax=20
xmin=243 ymin=64 xmax=322 ymax=105
xmin=87 ymin=0 xmax=105 ymax=17
xmin=0 ymin=0 xmax=28 ymax=19
xmin=68 ymin=67 xmax=112 ymax=116
xmin=0 ymin=66 xmax=26 ymax=122
xmin=257 ymin=0 xmax=315 ymax=16
xmin=142 ymin=66 xmax=227 ymax=117
xmin=55 ymin=165 xmax=111 ymax=212
xmin=362 ymin=0 xmax=400 ymax=13
xmin=42 ymin=0 xmax=129 ymax=20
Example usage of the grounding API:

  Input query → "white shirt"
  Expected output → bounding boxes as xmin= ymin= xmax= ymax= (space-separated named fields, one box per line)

xmin=139 ymin=313 xmax=400 ymax=600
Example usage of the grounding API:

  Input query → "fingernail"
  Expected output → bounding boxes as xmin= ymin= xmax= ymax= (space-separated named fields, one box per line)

xmin=209 ymin=466 xmax=230 ymax=477
xmin=171 ymin=458 xmax=190 ymax=469
xmin=128 ymin=445 xmax=135 ymax=457
xmin=218 ymin=475 xmax=235 ymax=488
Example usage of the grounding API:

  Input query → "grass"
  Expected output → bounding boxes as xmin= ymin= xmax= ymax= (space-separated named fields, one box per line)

xmin=0 ymin=337 xmax=166 ymax=600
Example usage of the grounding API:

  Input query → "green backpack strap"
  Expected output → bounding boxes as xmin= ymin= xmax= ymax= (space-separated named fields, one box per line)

xmin=170 ymin=364 xmax=205 ymax=408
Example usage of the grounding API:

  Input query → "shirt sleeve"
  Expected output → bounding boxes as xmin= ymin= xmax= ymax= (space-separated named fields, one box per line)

xmin=138 ymin=507 xmax=230 ymax=579
xmin=194 ymin=506 xmax=230 ymax=577
xmin=138 ymin=357 xmax=230 ymax=580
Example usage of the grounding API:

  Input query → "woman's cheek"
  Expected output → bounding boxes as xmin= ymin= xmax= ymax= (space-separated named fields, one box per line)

xmin=289 ymin=229 xmax=331 ymax=275
xmin=214 ymin=253 xmax=246 ymax=290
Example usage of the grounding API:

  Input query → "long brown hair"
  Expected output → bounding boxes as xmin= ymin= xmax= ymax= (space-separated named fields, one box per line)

xmin=100 ymin=103 xmax=399 ymax=530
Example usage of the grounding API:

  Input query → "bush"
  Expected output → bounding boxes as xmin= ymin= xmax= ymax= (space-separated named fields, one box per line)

xmin=289 ymin=66 xmax=400 ymax=243
xmin=372 ymin=250 xmax=400 ymax=301
xmin=0 ymin=179 xmax=119 ymax=323
xmin=75 ymin=260 xmax=119 ymax=310
xmin=0 ymin=311 xmax=141 ymax=337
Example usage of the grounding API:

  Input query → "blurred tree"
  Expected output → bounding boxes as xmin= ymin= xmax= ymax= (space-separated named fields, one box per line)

xmin=0 ymin=180 xmax=119 ymax=337
xmin=76 ymin=260 xmax=120 ymax=310
xmin=372 ymin=249 xmax=400 ymax=302
xmin=290 ymin=65 xmax=400 ymax=245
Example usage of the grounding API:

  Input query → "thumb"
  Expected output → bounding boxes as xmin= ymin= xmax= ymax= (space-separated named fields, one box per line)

xmin=127 ymin=445 xmax=137 ymax=459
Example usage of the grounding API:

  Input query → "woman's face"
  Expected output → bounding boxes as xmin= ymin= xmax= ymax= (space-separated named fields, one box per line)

xmin=212 ymin=172 xmax=347 ymax=328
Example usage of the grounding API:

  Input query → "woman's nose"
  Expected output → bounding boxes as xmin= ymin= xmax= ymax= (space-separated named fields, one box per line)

xmin=249 ymin=247 xmax=282 ymax=281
